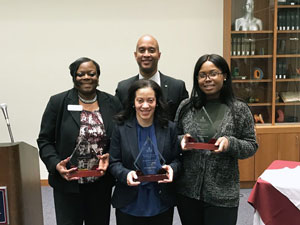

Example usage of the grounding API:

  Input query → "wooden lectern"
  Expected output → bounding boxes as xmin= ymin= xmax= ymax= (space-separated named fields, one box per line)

xmin=0 ymin=142 xmax=44 ymax=225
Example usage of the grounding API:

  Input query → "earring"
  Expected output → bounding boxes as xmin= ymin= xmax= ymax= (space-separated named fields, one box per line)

xmin=132 ymin=105 xmax=135 ymax=108
xmin=224 ymin=78 xmax=227 ymax=81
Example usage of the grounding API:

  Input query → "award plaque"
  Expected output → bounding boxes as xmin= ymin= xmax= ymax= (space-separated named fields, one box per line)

xmin=133 ymin=137 xmax=168 ymax=182
xmin=185 ymin=107 xmax=218 ymax=150
xmin=185 ymin=137 xmax=218 ymax=150
xmin=68 ymin=140 xmax=105 ymax=178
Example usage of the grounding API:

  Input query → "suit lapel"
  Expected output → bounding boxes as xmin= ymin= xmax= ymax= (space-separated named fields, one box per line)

xmin=66 ymin=89 xmax=81 ymax=128
xmin=124 ymin=118 xmax=139 ymax=160
xmin=155 ymin=121 xmax=166 ymax=156
xmin=97 ymin=91 xmax=110 ymax=133
xmin=134 ymin=75 xmax=139 ymax=81
xmin=159 ymin=72 xmax=169 ymax=100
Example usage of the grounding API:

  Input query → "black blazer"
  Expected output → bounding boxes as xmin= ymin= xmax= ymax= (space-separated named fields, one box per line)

xmin=115 ymin=72 xmax=189 ymax=120
xmin=37 ymin=88 xmax=122 ymax=193
xmin=109 ymin=117 xmax=181 ymax=209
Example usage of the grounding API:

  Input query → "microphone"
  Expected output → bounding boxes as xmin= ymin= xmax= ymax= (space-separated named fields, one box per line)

xmin=0 ymin=103 xmax=14 ymax=143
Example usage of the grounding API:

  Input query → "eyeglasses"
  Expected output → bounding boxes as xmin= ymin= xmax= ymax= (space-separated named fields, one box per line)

xmin=198 ymin=71 xmax=223 ymax=80
xmin=76 ymin=72 xmax=97 ymax=77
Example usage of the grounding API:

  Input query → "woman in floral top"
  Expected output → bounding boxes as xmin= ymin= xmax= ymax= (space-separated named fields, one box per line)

xmin=37 ymin=57 xmax=122 ymax=225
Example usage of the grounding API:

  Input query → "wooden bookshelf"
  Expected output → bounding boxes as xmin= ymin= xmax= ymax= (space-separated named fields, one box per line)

xmin=224 ymin=0 xmax=300 ymax=188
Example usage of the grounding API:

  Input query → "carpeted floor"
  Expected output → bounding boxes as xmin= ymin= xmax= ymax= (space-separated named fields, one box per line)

xmin=41 ymin=186 xmax=254 ymax=225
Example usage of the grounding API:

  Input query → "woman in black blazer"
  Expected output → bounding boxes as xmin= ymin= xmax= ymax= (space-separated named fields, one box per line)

xmin=109 ymin=79 xmax=181 ymax=225
xmin=37 ymin=57 xmax=122 ymax=225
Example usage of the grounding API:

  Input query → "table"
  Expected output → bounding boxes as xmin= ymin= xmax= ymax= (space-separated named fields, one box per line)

xmin=248 ymin=160 xmax=300 ymax=225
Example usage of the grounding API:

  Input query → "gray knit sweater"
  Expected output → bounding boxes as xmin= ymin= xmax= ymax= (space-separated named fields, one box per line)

xmin=175 ymin=98 xmax=258 ymax=207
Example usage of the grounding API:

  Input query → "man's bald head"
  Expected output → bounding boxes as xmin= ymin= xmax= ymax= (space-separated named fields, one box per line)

xmin=134 ymin=34 xmax=161 ymax=78
xmin=136 ymin=34 xmax=160 ymax=52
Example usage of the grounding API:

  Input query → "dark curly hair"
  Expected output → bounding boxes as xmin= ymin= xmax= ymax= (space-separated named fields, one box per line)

xmin=114 ymin=79 xmax=169 ymax=127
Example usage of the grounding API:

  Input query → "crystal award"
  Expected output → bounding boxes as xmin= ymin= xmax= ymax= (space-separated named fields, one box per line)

xmin=185 ymin=107 xmax=218 ymax=150
xmin=133 ymin=137 xmax=168 ymax=182
xmin=68 ymin=140 xmax=106 ymax=178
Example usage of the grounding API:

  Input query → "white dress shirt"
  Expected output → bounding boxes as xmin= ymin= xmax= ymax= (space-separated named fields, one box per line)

xmin=138 ymin=71 xmax=161 ymax=86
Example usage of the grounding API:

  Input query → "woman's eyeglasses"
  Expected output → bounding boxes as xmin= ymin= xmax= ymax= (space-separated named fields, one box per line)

xmin=198 ymin=71 xmax=223 ymax=80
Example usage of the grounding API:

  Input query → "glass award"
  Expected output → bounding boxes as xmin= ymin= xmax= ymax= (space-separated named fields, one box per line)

xmin=68 ymin=140 xmax=105 ymax=178
xmin=185 ymin=107 xmax=218 ymax=150
xmin=133 ymin=137 xmax=168 ymax=182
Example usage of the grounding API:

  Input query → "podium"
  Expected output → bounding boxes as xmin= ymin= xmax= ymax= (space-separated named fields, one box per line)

xmin=0 ymin=142 xmax=44 ymax=225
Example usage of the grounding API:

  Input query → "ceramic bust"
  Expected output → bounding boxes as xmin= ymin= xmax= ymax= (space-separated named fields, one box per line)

xmin=235 ymin=0 xmax=263 ymax=31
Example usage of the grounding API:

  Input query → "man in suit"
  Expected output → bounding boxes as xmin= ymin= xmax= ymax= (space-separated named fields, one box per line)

xmin=115 ymin=34 xmax=189 ymax=120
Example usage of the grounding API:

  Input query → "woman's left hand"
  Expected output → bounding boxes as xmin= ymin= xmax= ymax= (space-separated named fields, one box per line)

xmin=214 ymin=137 xmax=229 ymax=153
xmin=158 ymin=165 xmax=173 ymax=183
xmin=97 ymin=153 xmax=109 ymax=176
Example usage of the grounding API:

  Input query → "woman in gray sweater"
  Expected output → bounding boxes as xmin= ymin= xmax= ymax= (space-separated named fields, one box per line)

xmin=175 ymin=54 xmax=258 ymax=225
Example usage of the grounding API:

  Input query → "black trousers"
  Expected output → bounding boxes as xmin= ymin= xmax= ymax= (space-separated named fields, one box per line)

xmin=53 ymin=180 xmax=112 ymax=225
xmin=115 ymin=207 xmax=174 ymax=225
xmin=176 ymin=194 xmax=238 ymax=225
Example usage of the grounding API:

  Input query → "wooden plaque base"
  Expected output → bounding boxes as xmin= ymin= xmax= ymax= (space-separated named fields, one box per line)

xmin=185 ymin=142 xmax=218 ymax=150
xmin=134 ymin=170 xmax=168 ymax=182
xmin=186 ymin=138 xmax=218 ymax=150
xmin=68 ymin=169 xmax=103 ymax=178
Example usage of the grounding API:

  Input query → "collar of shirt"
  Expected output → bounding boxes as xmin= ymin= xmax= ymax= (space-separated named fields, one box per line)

xmin=138 ymin=71 xmax=161 ymax=86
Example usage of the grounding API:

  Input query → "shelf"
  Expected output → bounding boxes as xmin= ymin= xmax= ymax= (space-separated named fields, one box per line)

xmin=249 ymin=103 xmax=272 ymax=107
xmin=276 ymin=78 xmax=300 ymax=82
xmin=231 ymin=55 xmax=273 ymax=59
xmin=277 ymin=30 xmax=300 ymax=33
xmin=256 ymin=124 xmax=300 ymax=132
xmin=277 ymin=54 xmax=300 ymax=58
xmin=276 ymin=102 xmax=300 ymax=106
xmin=278 ymin=5 xmax=300 ymax=8
xmin=231 ymin=30 xmax=274 ymax=34
xmin=233 ymin=78 xmax=300 ymax=83
xmin=233 ymin=79 xmax=272 ymax=83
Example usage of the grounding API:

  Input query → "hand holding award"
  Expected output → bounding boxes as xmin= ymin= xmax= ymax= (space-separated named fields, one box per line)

xmin=67 ymin=140 xmax=107 ymax=178
xmin=56 ymin=157 xmax=80 ymax=181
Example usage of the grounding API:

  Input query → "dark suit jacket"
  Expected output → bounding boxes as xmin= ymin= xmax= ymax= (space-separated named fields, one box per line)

xmin=109 ymin=117 xmax=181 ymax=209
xmin=37 ymin=88 xmax=122 ymax=193
xmin=115 ymin=72 xmax=189 ymax=120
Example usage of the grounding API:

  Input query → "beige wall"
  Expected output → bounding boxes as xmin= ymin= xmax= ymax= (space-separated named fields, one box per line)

xmin=0 ymin=0 xmax=223 ymax=179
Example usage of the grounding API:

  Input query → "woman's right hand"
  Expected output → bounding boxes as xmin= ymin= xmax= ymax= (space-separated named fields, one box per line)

xmin=126 ymin=171 xmax=140 ymax=186
xmin=56 ymin=157 xmax=79 ymax=181
xmin=181 ymin=133 xmax=192 ymax=150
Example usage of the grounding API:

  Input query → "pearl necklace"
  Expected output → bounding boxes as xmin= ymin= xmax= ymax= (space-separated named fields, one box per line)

xmin=78 ymin=94 xmax=97 ymax=104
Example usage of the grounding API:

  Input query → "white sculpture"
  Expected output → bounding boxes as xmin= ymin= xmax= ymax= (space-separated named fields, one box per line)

xmin=235 ymin=0 xmax=263 ymax=31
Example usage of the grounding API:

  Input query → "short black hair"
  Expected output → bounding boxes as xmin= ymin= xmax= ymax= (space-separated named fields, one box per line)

xmin=69 ymin=57 xmax=100 ymax=82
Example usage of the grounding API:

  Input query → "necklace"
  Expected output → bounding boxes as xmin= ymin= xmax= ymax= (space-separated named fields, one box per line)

xmin=78 ymin=94 xmax=97 ymax=104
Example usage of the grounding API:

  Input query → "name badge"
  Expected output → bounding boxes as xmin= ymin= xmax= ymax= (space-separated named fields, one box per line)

xmin=67 ymin=105 xmax=83 ymax=111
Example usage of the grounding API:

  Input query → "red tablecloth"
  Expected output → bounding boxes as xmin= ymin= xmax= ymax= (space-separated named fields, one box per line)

xmin=248 ymin=160 xmax=300 ymax=225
